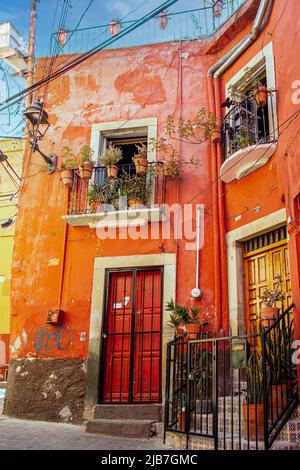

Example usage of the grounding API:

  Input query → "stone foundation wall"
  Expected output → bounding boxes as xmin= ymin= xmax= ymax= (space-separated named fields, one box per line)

xmin=3 ymin=358 xmax=87 ymax=423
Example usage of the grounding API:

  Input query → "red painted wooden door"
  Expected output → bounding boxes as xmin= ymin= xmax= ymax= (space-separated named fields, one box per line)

xmin=102 ymin=268 xmax=162 ymax=403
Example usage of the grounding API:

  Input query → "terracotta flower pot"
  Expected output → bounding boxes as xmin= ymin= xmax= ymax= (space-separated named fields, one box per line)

xmin=185 ymin=323 xmax=202 ymax=340
xmin=128 ymin=198 xmax=143 ymax=209
xmin=242 ymin=403 xmax=265 ymax=441
xmin=254 ymin=86 xmax=268 ymax=107
xmin=211 ymin=125 xmax=222 ymax=144
xmin=109 ymin=21 xmax=120 ymax=36
xmin=61 ymin=169 xmax=73 ymax=188
xmin=260 ymin=306 xmax=279 ymax=328
xmin=79 ymin=160 xmax=93 ymax=181
xmin=268 ymin=381 xmax=292 ymax=418
xmin=107 ymin=165 xmax=119 ymax=178
xmin=133 ymin=157 xmax=148 ymax=174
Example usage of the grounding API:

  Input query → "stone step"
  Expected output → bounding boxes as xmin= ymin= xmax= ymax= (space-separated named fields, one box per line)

xmin=93 ymin=404 xmax=162 ymax=421
xmin=86 ymin=419 xmax=156 ymax=438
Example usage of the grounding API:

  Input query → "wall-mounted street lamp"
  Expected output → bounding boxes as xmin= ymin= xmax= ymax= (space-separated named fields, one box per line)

xmin=23 ymin=99 xmax=57 ymax=174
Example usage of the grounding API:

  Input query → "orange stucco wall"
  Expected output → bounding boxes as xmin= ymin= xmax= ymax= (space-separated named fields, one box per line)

xmin=11 ymin=40 xmax=221 ymax=360
xmin=10 ymin=0 xmax=300 ymax=364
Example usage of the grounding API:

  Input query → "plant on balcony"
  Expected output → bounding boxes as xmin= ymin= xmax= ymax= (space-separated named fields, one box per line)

xmin=59 ymin=146 xmax=77 ymax=188
xmin=121 ymin=172 xmax=150 ymax=209
xmin=77 ymin=145 xmax=94 ymax=182
xmin=88 ymin=183 xmax=110 ymax=213
xmin=100 ymin=145 xmax=122 ymax=179
xmin=253 ymin=82 xmax=269 ymax=108
xmin=109 ymin=18 xmax=121 ymax=36
xmin=150 ymin=108 xmax=214 ymax=179
xmin=132 ymin=142 xmax=148 ymax=175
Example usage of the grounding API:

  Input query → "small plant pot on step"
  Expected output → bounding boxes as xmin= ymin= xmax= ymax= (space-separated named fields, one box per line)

xmin=61 ymin=169 xmax=73 ymax=188
xmin=185 ymin=323 xmax=202 ymax=341
xmin=242 ymin=403 xmax=264 ymax=441
xmin=268 ymin=381 xmax=292 ymax=419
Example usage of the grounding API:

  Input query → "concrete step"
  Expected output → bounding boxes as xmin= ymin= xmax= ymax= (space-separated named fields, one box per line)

xmin=93 ymin=404 xmax=162 ymax=421
xmin=86 ymin=419 xmax=156 ymax=438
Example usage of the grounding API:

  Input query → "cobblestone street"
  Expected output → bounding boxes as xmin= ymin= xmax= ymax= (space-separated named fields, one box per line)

xmin=0 ymin=394 xmax=168 ymax=450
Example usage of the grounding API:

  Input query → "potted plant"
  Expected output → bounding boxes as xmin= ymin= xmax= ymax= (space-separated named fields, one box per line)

xmin=166 ymin=299 xmax=208 ymax=339
xmin=59 ymin=146 xmax=76 ymax=188
xmin=254 ymin=82 xmax=269 ymax=108
xmin=109 ymin=18 xmax=121 ymax=36
xmin=88 ymin=183 xmax=108 ymax=213
xmin=100 ymin=145 xmax=122 ymax=179
xmin=211 ymin=123 xmax=222 ymax=144
xmin=260 ymin=276 xmax=285 ymax=327
xmin=263 ymin=319 xmax=295 ymax=418
xmin=157 ymin=10 xmax=168 ymax=30
xmin=123 ymin=173 xmax=150 ymax=209
xmin=242 ymin=351 xmax=265 ymax=441
xmin=132 ymin=142 xmax=148 ymax=174
xmin=77 ymin=145 xmax=94 ymax=181
xmin=162 ymin=155 xmax=185 ymax=180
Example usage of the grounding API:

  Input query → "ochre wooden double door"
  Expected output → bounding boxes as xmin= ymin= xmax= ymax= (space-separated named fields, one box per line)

xmin=101 ymin=268 xmax=163 ymax=404
xmin=243 ymin=239 xmax=292 ymax=335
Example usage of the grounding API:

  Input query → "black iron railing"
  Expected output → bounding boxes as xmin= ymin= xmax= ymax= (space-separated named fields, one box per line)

xmin=68 ymin=162 xmax=165 ymax=215
xmin=222 ymin=91 xmax=277 ymax=161
xmin=164 ymin=305 xmax=298 ymax=450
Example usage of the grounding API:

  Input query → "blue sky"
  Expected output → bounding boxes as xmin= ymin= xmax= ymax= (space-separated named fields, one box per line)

xmin=1 ymin=0 xmax=198 ymax=57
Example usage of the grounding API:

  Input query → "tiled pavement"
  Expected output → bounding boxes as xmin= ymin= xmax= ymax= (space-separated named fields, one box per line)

xmin=0 ymin=394 xmax=169 ymax=451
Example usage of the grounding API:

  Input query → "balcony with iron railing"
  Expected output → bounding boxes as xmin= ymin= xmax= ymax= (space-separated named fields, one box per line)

xmin=220 ymin=90 xmax=278 ymax=183
xmin=51 ymin=0 xmax=247 ymax=55
xmin=63 ymin=162 xmax=166 ymax=229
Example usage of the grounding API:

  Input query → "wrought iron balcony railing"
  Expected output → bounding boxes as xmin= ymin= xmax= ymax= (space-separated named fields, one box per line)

xmin=68 ymin=162 xmax=165 ymax=215
xmin=51 ymin=0 xmax=246 ymax=55
xmin=222 ymin=90 xmax=277 ymax=161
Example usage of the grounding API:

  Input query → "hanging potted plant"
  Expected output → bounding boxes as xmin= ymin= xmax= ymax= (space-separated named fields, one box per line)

xmin=157 ymin=10 xmax=168 ymax=30
xmin=77 ymin=145 xmax=94 ymax=182
xmin=132 ymin=142 xmax=148 ymax=175
xmin=59 ymin=146 xmax=76 ymax=188
xmin=100 ymin=145 xmax=122 ymax=179
xmin=260 ymin=276 xmax=285 ymax=327
xmin=211 ymin=123 xmax=222 ymax=144
xmin=254 ymin=82 xmax=269 ymax=107
xmin=109 ymin=18 xmax=121 ymax=36
xmin=242 ymin=351 xmax=266 ymax=442
xmin=162 ymin=155 xmax=185 ymax=180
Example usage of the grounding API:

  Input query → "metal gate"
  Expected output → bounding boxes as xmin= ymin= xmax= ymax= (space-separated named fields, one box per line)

xmin=164 ymin=305 xmax=298 ymax=450
xmin=100 ymin=267 xmax=163 ymax=404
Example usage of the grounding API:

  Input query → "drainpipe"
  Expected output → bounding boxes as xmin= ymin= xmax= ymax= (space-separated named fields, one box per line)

xmin=207 ymin=0 xmax=274 ymax=334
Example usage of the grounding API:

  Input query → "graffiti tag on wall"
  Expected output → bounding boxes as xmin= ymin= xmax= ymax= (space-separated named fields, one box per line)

xmin=33 ymin=325 xmax=71 ymax=357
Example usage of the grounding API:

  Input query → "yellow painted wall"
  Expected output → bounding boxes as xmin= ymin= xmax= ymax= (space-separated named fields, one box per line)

xmin=0 ymin=138 xmax=24 ymax=335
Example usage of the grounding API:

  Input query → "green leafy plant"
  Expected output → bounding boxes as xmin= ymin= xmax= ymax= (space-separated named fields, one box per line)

xmin=60 ymin=146 xmax=77 ymax=170
xmin=100 ymin=145 xmax=123 ymax=167
xmin=77 ymin=144 xmax=94 ymax=165
xmin=166 ymin=299 xmax=207 ymax=331
xmin=88 ymin=183 xmax=109 ymax=204
xmin=246 ymin=351 xmax=264 ymax=404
